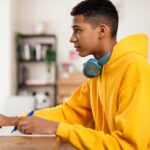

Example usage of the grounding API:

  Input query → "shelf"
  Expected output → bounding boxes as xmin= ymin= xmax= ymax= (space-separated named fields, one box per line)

xmin=18 ymin=59 xmax=45 ymax=63
xmin=19 ymin=83 xmax=56 ymax=87
xmin=16 ymin=33 xmax=57 ymax=108
xmin=17 ymin=33 xmax=56 ymax=39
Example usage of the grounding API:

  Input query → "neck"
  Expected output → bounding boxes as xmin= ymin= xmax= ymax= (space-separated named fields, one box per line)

xmin=94 ymin=38 xmax=117 ymax=59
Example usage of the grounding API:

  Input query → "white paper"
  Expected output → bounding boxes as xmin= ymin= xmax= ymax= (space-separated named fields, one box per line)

xmin=0 ymin=126 xmax=55 ymax=137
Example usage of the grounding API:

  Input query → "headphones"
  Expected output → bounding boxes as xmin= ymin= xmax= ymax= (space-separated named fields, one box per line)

xmin=83 ymin=51 xmax=112 ymax=78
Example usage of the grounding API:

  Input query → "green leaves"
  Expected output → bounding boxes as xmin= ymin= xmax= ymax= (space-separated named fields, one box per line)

xmin=45 ymin=47 xmax=56 ymax=72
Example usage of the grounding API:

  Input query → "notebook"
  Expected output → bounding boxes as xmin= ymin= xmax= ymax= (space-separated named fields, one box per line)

xmin=0 ymin=126 xmax=55 ymax=137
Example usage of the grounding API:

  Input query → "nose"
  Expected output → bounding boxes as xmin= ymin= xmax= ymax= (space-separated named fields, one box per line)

xmin=70 ymin=34 xmax=77 ymax=43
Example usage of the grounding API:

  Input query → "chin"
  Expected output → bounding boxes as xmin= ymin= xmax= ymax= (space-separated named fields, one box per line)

xmin=78 ymin=53 xmax=88 ymax=57
xmin=77 ymin=48 xmax=91 ymax=57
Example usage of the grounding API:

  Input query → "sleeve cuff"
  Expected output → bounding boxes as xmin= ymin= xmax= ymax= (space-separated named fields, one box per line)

xmin=56 ymin=122 xmax=73 ymax=140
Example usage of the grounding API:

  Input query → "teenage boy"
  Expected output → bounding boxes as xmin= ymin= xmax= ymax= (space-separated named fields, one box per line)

xmin=0 ymin=0 xmax=150 ymax=149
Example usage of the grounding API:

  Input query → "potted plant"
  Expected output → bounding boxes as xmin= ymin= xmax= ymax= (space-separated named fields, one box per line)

xmin=45 ymin=47 xmax=56 ymax=82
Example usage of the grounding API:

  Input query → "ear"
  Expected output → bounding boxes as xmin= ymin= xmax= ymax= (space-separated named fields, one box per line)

xmin=98 ymin=24 xmax=107 ymax=39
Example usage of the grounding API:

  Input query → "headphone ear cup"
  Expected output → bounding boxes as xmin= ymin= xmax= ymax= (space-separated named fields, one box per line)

xmin=83 ymin=51 xmax=112 ymax=78
xmin=83 ymin=59 xmax=102 ymax=78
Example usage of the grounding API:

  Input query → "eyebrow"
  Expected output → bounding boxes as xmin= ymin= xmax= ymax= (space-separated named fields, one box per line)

xmin=72 ymin=25 xmax=81 ymax=29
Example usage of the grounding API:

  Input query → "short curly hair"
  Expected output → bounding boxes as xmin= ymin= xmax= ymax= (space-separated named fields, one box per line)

xmin=71 ymin=0 xmax=119 ymax=38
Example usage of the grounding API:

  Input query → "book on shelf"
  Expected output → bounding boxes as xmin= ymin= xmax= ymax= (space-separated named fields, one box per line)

xmin=18 ymin=43 xmax=53 ymax=61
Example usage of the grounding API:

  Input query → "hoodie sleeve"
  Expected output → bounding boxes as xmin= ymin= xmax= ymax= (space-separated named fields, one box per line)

xmin=56 ymin=80 xmax=150 ymax=150
xmin=34 ymin=80 xmax=93 ymax=126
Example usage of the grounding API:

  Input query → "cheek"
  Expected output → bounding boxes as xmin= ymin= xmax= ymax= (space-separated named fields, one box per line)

xmin=79 ymin=34 xmax=92 ymax=46
xmin=84 ymin=31 xmax=98 ymax=42
xmin=84 ymin=36 xmax=98 ymax=49
xmin=79 ymin=31 xmax=99 ymax=49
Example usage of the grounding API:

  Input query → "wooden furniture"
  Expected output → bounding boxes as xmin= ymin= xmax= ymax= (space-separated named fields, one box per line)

xmin=0 ymin=136 xmax=76 ymax=150
xmin=57 ymin=72 xmax=87 ymax=104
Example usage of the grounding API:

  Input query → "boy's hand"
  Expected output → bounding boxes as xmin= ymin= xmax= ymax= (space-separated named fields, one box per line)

xmin=0 ymin=114 xmax=19 ymax=126
xmin=17 ymin=116 xmax=59 ymax=135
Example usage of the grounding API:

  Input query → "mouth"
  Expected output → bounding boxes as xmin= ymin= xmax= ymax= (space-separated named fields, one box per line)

xmin=74 ymin=46 xmax=81 ymax=51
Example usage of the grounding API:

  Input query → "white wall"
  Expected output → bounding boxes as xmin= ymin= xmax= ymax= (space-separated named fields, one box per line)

xmin=0 ymin=0 xmax=12 ymax=112
xmin=10 ymin=0 xmax=19 ymax=95
xmin=0 ymin=0 xmax=18 ymax=113
xmin=118 ymin=0 xmax=150 ymax=38
xmin=117 ymin=0 xmax=150 ymax=62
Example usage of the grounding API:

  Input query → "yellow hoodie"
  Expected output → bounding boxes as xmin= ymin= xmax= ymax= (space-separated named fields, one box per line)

xmin=35 ymin=34 xmax=150 ymax=150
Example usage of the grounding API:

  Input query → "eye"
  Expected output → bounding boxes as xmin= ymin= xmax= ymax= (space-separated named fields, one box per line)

xmin=74 ymin=28 xmax=81 ymax=34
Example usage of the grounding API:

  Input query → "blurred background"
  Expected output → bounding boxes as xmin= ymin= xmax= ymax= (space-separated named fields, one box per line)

xmin=0 ymin=0 xmax=149 ymax=116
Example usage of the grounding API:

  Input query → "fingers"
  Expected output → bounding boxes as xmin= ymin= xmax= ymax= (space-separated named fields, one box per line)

xmin=17 ymin=117 xmax=31 ymax=133
xmin=16 ymin=116 xmax=57 ymax=135
xmin=19 ymin=125 xmax=32 ymax=134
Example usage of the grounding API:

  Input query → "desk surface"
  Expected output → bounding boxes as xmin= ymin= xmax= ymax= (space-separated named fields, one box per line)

xmin=0 ymin=136 xmax=76 ymax=150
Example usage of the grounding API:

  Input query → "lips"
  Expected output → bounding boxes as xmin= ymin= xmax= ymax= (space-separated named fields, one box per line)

xmin=74 ymin=45 xmax=80 ymax=48
xmin=74 ymin=46 xmax=81 ymax=51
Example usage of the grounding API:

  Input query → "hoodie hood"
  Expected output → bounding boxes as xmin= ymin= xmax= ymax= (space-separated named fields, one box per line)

xmin=107 ymin=34 xmax=148 ymax=66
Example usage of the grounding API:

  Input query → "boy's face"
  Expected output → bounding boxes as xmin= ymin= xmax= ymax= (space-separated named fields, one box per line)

xmin=70 ymin=15 xmax=102 ymax=57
